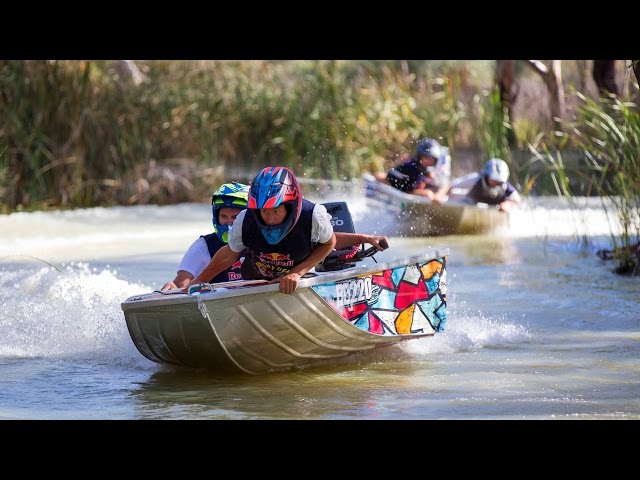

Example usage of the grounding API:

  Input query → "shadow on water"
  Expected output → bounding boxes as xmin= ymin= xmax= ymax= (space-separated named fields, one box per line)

xmin=130 ymin=345 xmax=439 ymax=419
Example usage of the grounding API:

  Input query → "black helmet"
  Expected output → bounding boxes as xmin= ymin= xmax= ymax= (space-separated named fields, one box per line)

xmin=416 ymin=138 xmax=442 ymax=161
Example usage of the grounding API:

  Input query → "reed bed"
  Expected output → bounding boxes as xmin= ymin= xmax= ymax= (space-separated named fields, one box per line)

xmin=525 ymin=85 xmax=640 ymax=274
xmin=1 ymin=60 xmax=491 ymax=211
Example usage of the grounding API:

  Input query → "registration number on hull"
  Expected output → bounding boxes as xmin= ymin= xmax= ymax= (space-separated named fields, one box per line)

xmin=335 ymin=277 xmax=373 ymax=309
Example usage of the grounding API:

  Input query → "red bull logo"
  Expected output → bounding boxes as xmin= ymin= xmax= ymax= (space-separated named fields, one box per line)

xmin=257 ymin=252 xmax=294 ymax=267
xmin=230 ymin=259 xmax=243 ymax=270
xmin=228 ymin=271 xmax=242 ymax=280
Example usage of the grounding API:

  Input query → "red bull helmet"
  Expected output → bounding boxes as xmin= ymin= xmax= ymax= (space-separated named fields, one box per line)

xmin=211 ymin=182 xmax=250 ymax=243
xmin=248 ymin=166 xmax=302 ymax=245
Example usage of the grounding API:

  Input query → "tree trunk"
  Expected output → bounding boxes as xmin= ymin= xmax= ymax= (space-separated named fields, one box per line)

xmin=633 ymin=60 xmax=640 ymax=86
xmin=593 ymin=60 xmax=618 ymax=96
xmin=495 ymin=60 xmax=518 ymax=145
xmin=525 ymin=60 xmax=565 ymax=129
xmin=576 ymin=60 xmax=591 ymax=94
xmin=495 ymin=60 xmax=517 ymax=119
xmin=621 ymin=60 xmax=631 ymax=99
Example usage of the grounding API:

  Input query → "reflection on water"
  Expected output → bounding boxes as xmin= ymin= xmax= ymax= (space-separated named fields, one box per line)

xmin=456 ymin=237 xmax=521 ymax=265
xmin=133 ymin=356 xmax=439 ymax=419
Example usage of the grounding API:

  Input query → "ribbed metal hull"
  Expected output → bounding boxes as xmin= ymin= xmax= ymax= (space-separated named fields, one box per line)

xmin=122 ymin=249 xmax=449 ymax=374
xmin=363 ymin=174 xmax=508 ymax=236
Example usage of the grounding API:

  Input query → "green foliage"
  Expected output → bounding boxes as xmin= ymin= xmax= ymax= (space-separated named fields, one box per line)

xmin=0 ymin=60 xmax=482 ymax=211
xmin=477 ymin=87 xmax=512 ymax=162
xmin=534 ymin=88 xmax=640 ymax=274
xmin=465 ymin=85 xmax=517 ymax=182
xmin=572 ymin=91 xmax=640 ymax=268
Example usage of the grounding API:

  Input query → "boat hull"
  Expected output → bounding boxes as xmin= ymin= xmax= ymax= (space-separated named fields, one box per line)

xmin=122 ymin=249 xmax=448 ymax=374
xmin=363 ymin=173 xmax=508 ymax=236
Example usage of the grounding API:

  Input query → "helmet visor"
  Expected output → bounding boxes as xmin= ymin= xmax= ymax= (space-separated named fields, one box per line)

xmin=251 ymin=182 xmax=297 ymax=208
xmin=485 ymin=176 xmax=505 ymax=188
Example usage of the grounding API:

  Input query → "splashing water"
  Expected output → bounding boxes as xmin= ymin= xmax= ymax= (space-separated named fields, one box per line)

xmin=0 ymin=263 xmax=154 ymax=368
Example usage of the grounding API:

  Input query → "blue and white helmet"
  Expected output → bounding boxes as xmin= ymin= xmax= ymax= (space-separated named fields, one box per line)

xmin=416 ymin=138 xmax=443 ymax=162
xmin=435 ymin=146 xmax=452 ymax=178
xmin=211 ymin=182 xmax=250 ymax=243
xmin=248 ymin=166 xmax=302 ymax=245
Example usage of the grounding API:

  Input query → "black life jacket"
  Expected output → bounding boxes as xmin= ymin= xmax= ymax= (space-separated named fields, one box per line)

xmin=201 ymin=233 xmax=244 ymax=283
xmin=386 ymin=157 xmax=424 ymax=192
xmin=240 ymin=199 xmax=315 ymax=280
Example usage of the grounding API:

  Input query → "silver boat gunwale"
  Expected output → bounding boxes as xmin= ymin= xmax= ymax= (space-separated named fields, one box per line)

xmin=121 ymin=248 xmax=449 ymax=311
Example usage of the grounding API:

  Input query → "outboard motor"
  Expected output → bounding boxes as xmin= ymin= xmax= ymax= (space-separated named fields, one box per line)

xmin=323 ymin=201 xmax=356 ymax=234
xmin=317 ymin=202 xmax=387 ymax=272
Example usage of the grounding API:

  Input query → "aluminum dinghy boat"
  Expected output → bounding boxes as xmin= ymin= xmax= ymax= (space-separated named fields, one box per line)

xmin=363 ymin=173 xmax=508 ymax=236
xmin=121 ymin=247 xmax=448 ymax=375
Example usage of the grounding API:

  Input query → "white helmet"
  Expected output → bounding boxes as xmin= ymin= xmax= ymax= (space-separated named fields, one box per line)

xmin=481 ymin=158 xmax=509 ymax=198
xmin=436 ymin=146 xmax=452 ymax=177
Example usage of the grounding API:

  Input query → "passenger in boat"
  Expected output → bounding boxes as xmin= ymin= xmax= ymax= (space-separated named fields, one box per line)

xmin=374 ymin=137 xmax=451 ymax=203
xmin=162 ymin=180 xmax=389 ymax=292
xmin=189 ymin=166 xmax=337 ymax=294
xmin=161 ymin=182 xmax=250 ymax=290
xmin=464 ymin=158 xmax=521 ymax=212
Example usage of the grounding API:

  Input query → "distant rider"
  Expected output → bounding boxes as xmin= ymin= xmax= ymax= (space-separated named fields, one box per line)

xmin=375 ymin=138 xmax=451 ymax=203
xmin=465 ymin=158 xmax=521 ymax=212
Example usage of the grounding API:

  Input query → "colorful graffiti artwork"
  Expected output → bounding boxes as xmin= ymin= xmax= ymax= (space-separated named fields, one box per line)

xmin=312 ymin=257 xmax=447 ymax=336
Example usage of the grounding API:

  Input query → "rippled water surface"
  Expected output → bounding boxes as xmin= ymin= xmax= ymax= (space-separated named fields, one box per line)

xmin=1 ymin=192 xmax=638 ymax=419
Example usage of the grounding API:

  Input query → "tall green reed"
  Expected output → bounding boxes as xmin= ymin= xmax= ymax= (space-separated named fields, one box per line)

xmin=1 ymin=60 xmax=481 ymax=211
xmin=566 ymin=91 xmax=640 ymax=273
xmin=466 ymin=86 xmax=517 ymax=183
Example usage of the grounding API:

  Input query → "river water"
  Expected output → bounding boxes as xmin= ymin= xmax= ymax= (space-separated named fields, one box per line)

xmin=0 ymin=187 xmax=638 ymax=419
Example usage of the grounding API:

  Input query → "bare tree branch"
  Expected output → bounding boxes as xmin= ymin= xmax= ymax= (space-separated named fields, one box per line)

xmin=524 ymin=60 xmax=565 ymax=128
xmin=526 ymin=60 xmax=549 ymax=75
xmin=112 ymin=60 xmax=146 ymax=86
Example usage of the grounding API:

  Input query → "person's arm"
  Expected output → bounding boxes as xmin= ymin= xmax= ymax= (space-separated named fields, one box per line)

xmin=187 ymin=244 xmax=241 ymax=288
xmin=276 ymin=204 xmax=336 ymax=294
xmin=277 ymin=233 xmax=336 ymax=294
xmin=414 ymin=178 xmax=428 ymax=190
xmin=410 ymin=188 xmax=436 ymax=200
xmin=432 ymin=179 xmax=451 ymax=204
xmin=373 ymin=171 xmax=389 ymax=184
xmin=334 ymin=232 xmax=389 ymax=251
xmin=161 ymin=271 xmax=194 ymax=291
xmin=498 ymin=200 xmax=517 ymax=212
xmin=498 ymin=185 xmax=521 ymax=212
xmin=161 ymin=238 xmax=210 ymax=290
xmin=376 ymin=156 xmax=413 ymax=183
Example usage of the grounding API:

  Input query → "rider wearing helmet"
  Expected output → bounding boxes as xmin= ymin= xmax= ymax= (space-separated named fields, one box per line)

xmin=211 ymin=182 xmax=251 ymax=244
xmin=190 ymin=166 xmax=337 ymax=294
xmin=376 ymin=137 xmax=451 ymax=203
xmin=161 ymin=182 xmax=250 ymax=290
xmin=466 ymin=158 xmax=521 ymax=211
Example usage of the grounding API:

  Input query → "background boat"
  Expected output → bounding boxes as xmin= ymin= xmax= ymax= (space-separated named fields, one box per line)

xmin=363 ymin=173 xmax=509 ymax=236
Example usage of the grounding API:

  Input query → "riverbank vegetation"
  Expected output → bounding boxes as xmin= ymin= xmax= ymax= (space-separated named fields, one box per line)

xmin=538 ymin=91 xmax=640 ymax=274
xmin=1 ymin=60 xmax=638 ymax=273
